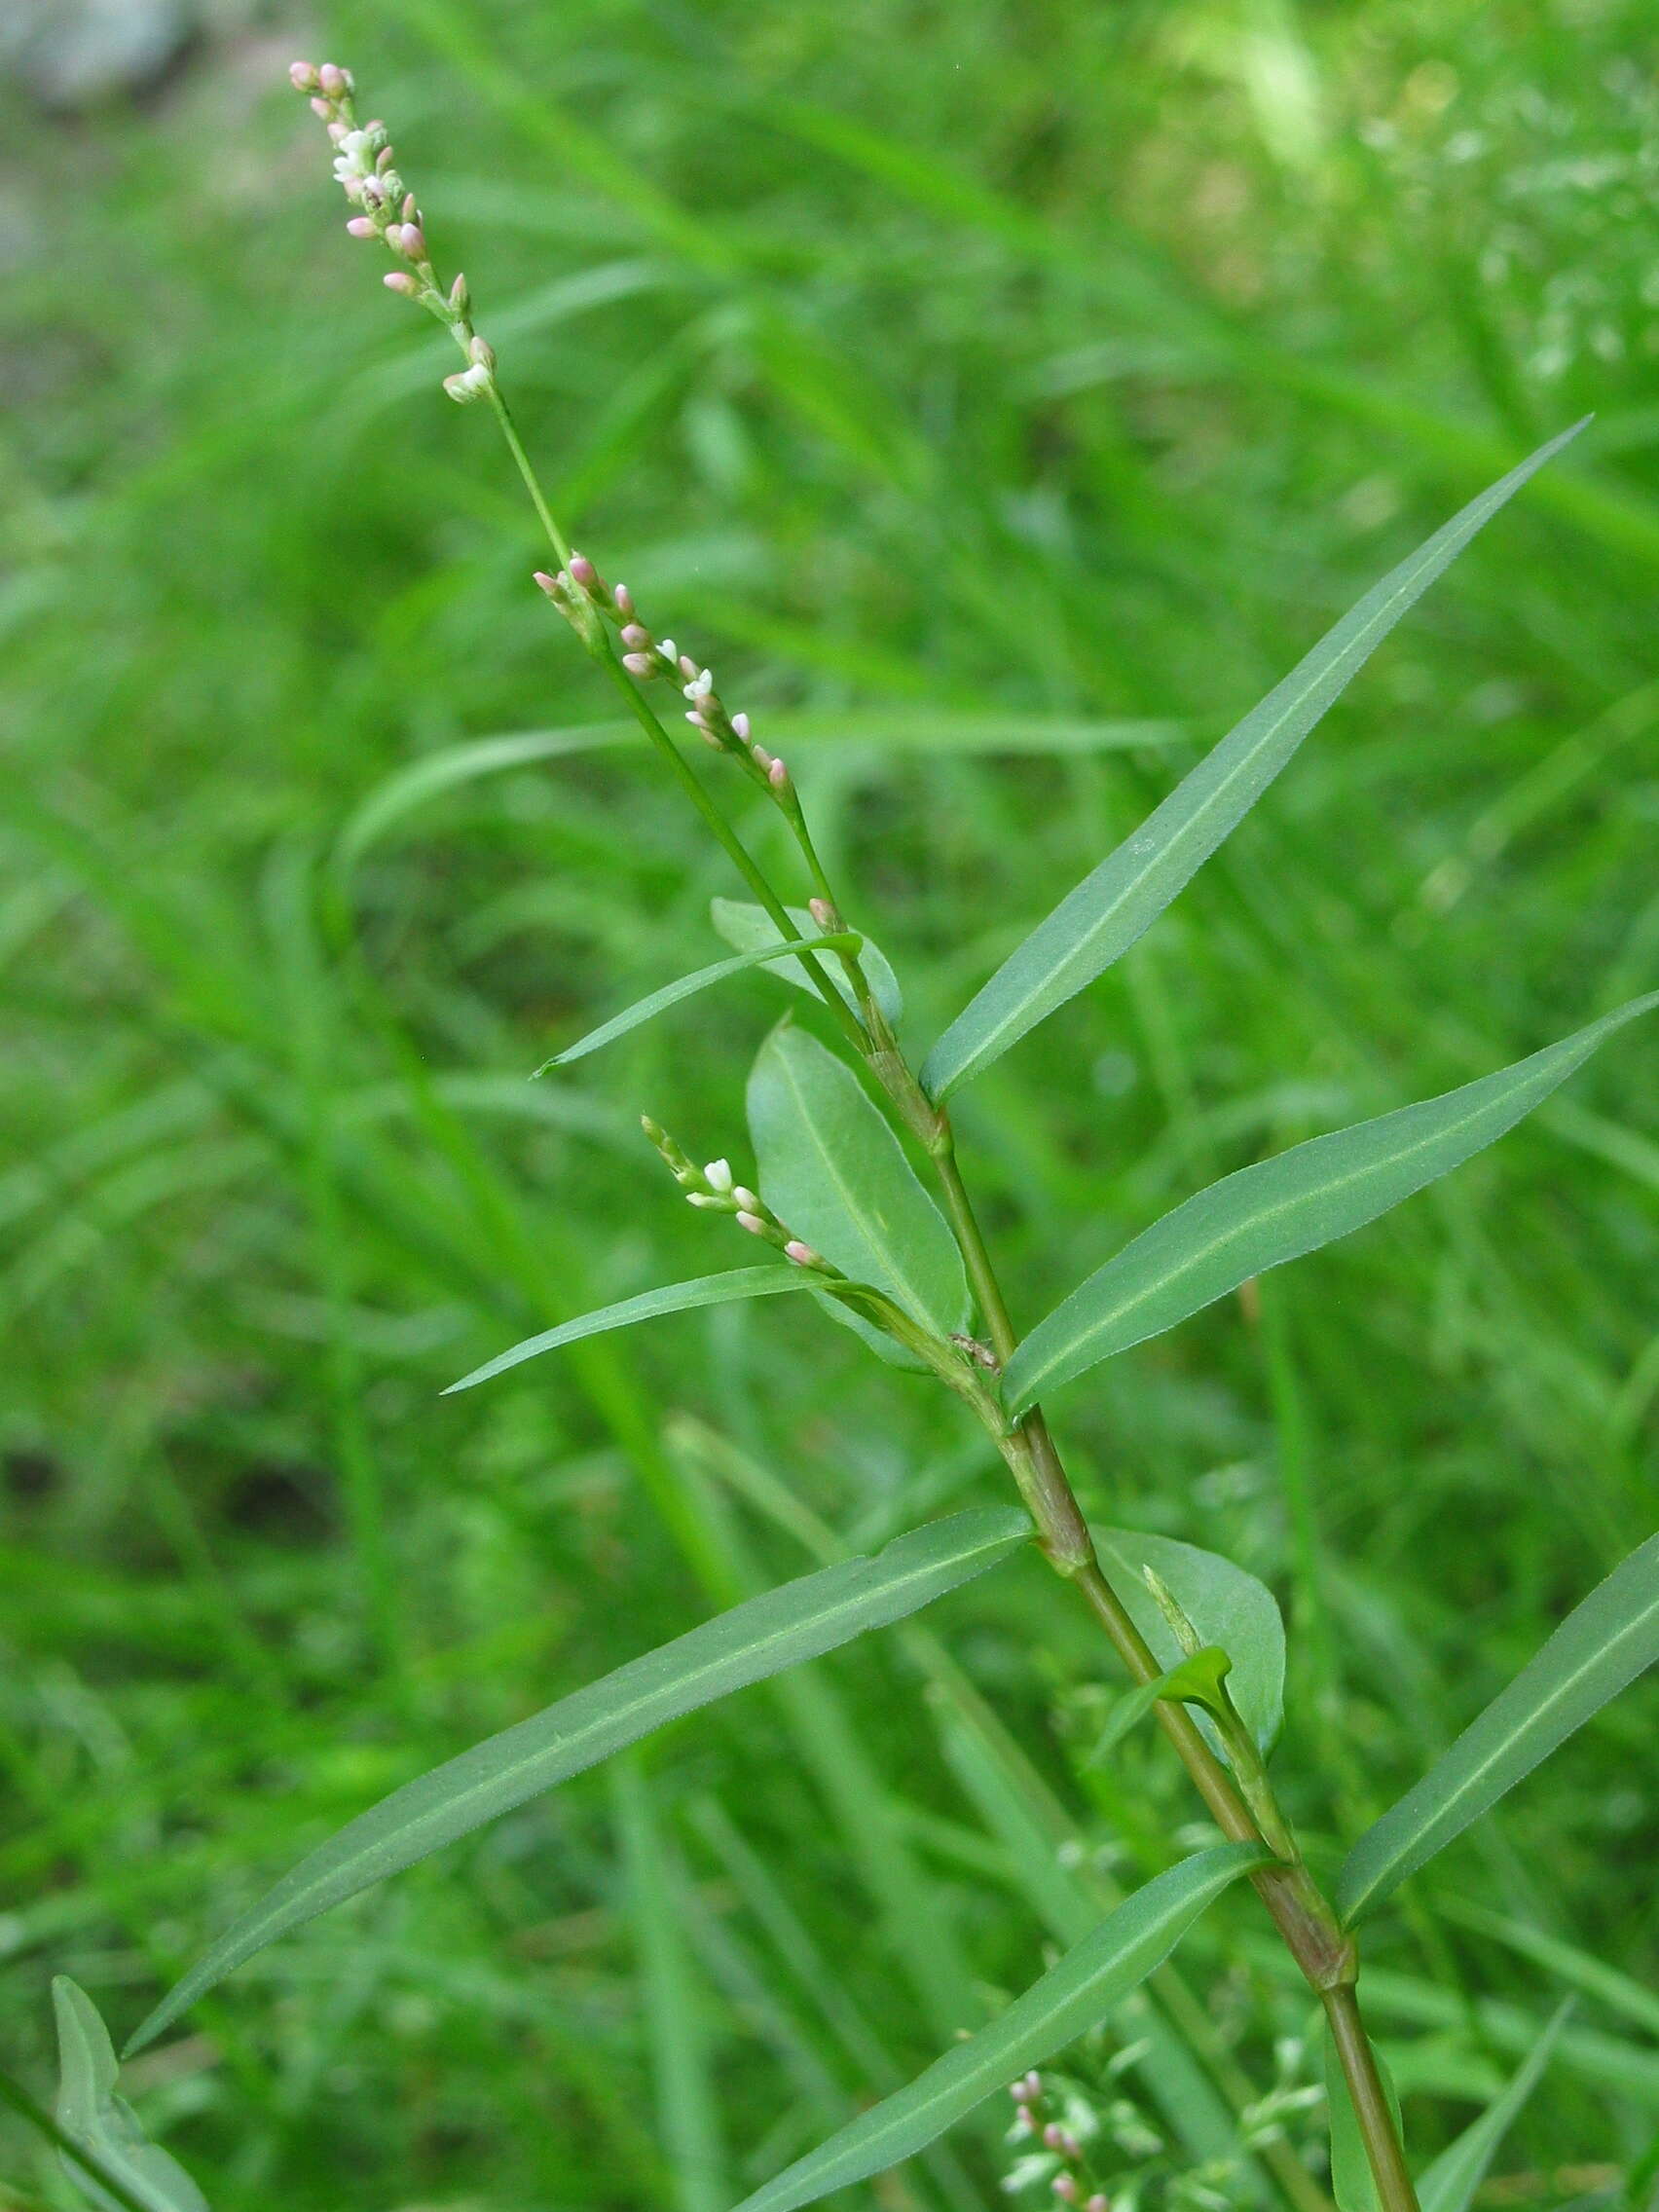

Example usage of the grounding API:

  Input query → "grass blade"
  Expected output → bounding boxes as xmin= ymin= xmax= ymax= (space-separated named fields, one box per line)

xmin=1415 ymin=2002 xmax=1571 ymax=2212
xmin=541 ymin=934 xmax=864 ymax=1068
xmin=712 ymin=899 xmax=903 ymax=1026
xmin=442 ymin=1267 xmax=813 ymax=1393
xmin=125 ymin=1508 xmax=1029 ymax=2054
xmin=52 ymin=1980 xmax=208 ymax=2212
xmin=730 ymin=1843 xmax=1269 ymax=2212
xmin=1006 ymin=993 xmax=1658 ymax=1412
xmin=1336 ymin=1530 xmax=1659 ymax=1926
xmin=614 ymin=1761 xmax=729 ymax=2212
xmin=920 ymin=422 xmax=1587 ymax=1102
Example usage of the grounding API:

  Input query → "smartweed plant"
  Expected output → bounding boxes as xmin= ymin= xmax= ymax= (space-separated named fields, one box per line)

xmin=34 ymin=59 xmax=1659 ymax=2212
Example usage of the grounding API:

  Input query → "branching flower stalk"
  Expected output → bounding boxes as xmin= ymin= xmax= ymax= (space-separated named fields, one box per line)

xmin=57 ymin=64 xmax=1653 ymax=2212
xmin=289 ymin=56 xmax=1413 ymax=2206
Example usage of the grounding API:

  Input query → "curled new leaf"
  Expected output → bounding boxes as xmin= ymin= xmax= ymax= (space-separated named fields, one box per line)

xmin=731 ymin=1844 xmax=1270 ymax=2212
xmin=125 ymin=1508 xmax=1031 ymax=2055
xmin=1336 ymin=1530 xmax=1659 ymax=1925
xmin=53 ymin=1979 xmax=208 ymax=2212
xmin=1006 ymin=992 xmax=1659 ymax=1413
xmin=1094 ymin=1527 xmax=1285 ymax=1757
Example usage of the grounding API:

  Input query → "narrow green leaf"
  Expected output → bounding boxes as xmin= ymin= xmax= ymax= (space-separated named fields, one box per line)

xmin=442 ymin=1267 xmax=813 ymax=1394
xmin=125 ymin=1508 xmax=1030 ymax=2055
xmin=747 ymin=1023 xmax=969 ymax=1343
xmin=540 ymin=934 xmax=863 ymax=1068
xmin=1416 ymin=2002 xmax=1570 ymax=2212
xmin=1007 ymin=993 xmax=1659 ymax=1412
xmin=1094 ymin=1528 xmax=1285 ymax=1757
xmin=713 ymin=899 xmax=903 ymax=1027
xmin=53 ymin=1980 xmax=208 ymax=2212
xmin=1323 ymin=2025 xmax=1403 ymax=2212
xmin=920 ymin=422 xmax=1587 ymax=1101
xmin=731 ymin=1844 xmax=1270 ymax=2212
xmin=1089 ymin=1646 xmax=1235 ymax=1763
xmin=1336 ymin=1530 xmax=1659 ymax=1926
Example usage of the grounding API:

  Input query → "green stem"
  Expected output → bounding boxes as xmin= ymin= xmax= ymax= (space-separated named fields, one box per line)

xmin=484 ymin=387 xmax=867 ymax=1054
xmin=1323 ymin=1986 xmax=1422 ymax=2212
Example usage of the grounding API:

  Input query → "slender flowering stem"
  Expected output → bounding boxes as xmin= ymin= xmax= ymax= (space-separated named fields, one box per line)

xmin=286 ymin=63 xmax=1418 ymax=2208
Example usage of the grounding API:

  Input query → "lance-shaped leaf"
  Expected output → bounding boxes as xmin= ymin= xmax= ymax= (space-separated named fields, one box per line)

xmin=714 ymin=898 xmax=904 ymax=1026
xmin=540 ymin=933 xmax=864 ymax=1069
xmin=1094 ymin=1528 xmax=1285 ymax=1757
xmin=731 ymin=1843 xmax=1269 ymax=2212
xmin=1006 ymin=992 xmax=1658 ymax=1413
xmin=443 ymin=1268 xmax=813 ymax=1394
xmin=1416 ymin=2001 xmax=1570 ymax=2212
xmin=1336 ymin=1530 xmax=1659 ymax=1926
xmin=920 ymin=421 xmax=1587 ymax=1101
xmin=54 ymin=1979 xmax=208 ymax=2212
xmin=125 ymin=1508 xmax=1030 ymax=2055
xmin=748 ymin=1023 xmax=969 ymax=1342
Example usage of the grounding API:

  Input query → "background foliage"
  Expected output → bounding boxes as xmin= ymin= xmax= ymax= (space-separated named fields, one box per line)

xmin=3 ymin=0 xmax=1656 ymax=2203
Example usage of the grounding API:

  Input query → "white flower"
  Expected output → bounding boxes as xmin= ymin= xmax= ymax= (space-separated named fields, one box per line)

xmin=703 ymin=1159 xmax=734 ymax=1194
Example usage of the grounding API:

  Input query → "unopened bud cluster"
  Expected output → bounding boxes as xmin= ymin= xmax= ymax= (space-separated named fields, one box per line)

xmin=288 ymin=61 xmax=495 ymax=406
xmin=533 ymin=563 xmax=791 ymax=796
xmin=641 ymin=1119 xmax=828 ymax=1272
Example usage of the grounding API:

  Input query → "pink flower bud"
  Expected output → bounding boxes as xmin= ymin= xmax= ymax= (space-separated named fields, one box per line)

xmin=326 ymin=118 xmax=347 ymax=140
xmin=1052 ymin=2181 xmax=1080 ymax=2205
xmin=401 ymin=193 xmax=418 ymax=221
xmin=568 ymin=553 xmax=598 ymax=591
xmin=1021 ymin=2073 xmax=1043 ymax=2102
xmin=1087 ymin=2198 xmax=1111 ymax=2212
xmin=685 ymin=711 xmax=710 ymax=730
xmin=678 ymin=653 xmax=698 ymax=681
xmin=384 ymin=272 xmax=420 ymax=297
xmin=767 ymin=757 xmax=789 ymax=791
xmin=1009 ymin=2082 xmax=1029 ymax=2103
xmin=311 ymin=96 xmax=334 ymax=118
xmin=750 ymin=746 xmax=773 ymax=772
xmin=613 ymin=584 xmax=634 ymax=617
xmin=449 ymin=272 xmax=469 ymax=312
xmin=467 ymin=336 xmax=495 ymax=370
xmin=289 ymin=60 xmax=319 ymax=91
xmin=317 ymin=62 xmax=350 ymax=97
xmin=808 ymin=898 xmax=836 ymax=930
xmin=784 ymin=1240 xmax=821 ymax=1269
xmin=622 ymin=652 xmax=654 ymax=678
xmin=731 ymin=711 xmax=750 ymax=740
xmin=736 ymin=1212 xmax=767 ymax=1237
xmin=376 ymin=145 xmax=396 ymax=171
xmin=1043 ymin=2124 xmax=1066 ymax=2151
xmin=346 ymin=216 xmax=376 ymax=238
xmin=620 ymin=624 xmax=651 ymax=650
xmin=732 ymin=1188 xmax=760 ymax=1213
xmin=533 ymin=572 xmax=560 ymax=597
xmin=397 ymin=224 xmax=427 ymax=259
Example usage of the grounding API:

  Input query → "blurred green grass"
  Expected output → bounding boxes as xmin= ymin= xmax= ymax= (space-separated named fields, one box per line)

xmin=2 ymin=0 xmax=1656 ymax=2203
